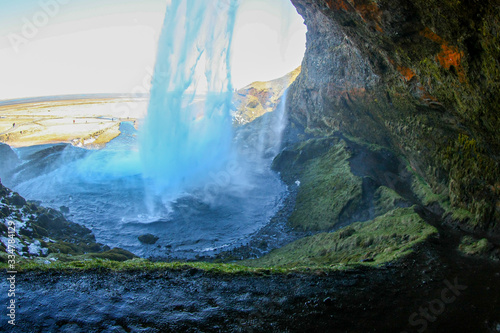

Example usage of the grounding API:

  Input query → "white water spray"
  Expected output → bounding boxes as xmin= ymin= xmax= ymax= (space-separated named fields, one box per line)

xmin=140 ymin=0 xmax=239 ymax=195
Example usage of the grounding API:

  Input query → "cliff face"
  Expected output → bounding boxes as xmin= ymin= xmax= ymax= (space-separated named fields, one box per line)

xmin=232 ymin=67 xmax=301 ymax=125
xmin=288 ymin=0 xmax=500 ymax=235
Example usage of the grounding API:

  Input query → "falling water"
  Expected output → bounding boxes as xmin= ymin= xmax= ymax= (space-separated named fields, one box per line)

xmin=140 ymin=0 xmax=239 ymax=195
xmin=4 ymin=0 xmax=292 ymax=258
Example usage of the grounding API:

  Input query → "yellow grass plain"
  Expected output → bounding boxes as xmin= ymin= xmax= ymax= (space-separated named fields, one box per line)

xmin=0 ymin=97 xmax=148 ymax=148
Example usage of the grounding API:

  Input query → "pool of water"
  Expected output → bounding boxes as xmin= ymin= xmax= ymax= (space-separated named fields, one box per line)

xmin=9 ymin=122 xmax=287 ymax=259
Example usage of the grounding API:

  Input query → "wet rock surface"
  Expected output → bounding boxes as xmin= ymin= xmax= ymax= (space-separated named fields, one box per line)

xmin=288 ymin=0 xmax=500 ymax=235
xmin=0 ymin=179 xmax=133 ymax=261
xmin=0 ymin=1 xmax=499 ymax=331
xmin=1 ymin=239 xmax=499 ymax=332
xmin=138 ymin=234 xmax=160 ymax=245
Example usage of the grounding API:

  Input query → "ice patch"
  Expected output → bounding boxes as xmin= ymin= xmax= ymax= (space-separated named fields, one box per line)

xmin=84 ymin=136 xmax=96 ymax=145
xmin=28 ymin=240 xmax=43 ymax=255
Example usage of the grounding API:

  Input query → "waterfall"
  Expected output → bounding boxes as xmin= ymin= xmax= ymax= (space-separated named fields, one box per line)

xmin=140 ymin=0 xmax=239 ymax=195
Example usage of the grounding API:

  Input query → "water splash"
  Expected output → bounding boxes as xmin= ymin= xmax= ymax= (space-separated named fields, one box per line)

xmin=3 ymin=0 xmax=294 ymax=258
xmin=140 ymin=0 xmax=239 ymax=195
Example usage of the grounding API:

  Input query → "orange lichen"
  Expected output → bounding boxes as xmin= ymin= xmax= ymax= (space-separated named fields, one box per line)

xmin=397 ymin=66 xmax=416 ymax=81
xmin=324 ymin=0 xmax=383 ymax=32
xmin=355 ymin=1 xmax=383 ymax=32
xmin=420 ymin=27 xmax=443 ymax=43
xmin=420 ymin=28 xmax=466 ymax=82
xmin=417 ymin=86 xmax=438 ymax=103
xmin=325 ymin=0 xmax=351 ymax=11
xmin=436 ymin=45 xmax=465 ymax=81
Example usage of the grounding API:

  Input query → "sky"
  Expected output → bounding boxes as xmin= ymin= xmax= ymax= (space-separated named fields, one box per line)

xmin=0 ymin=0 xmax=306 ymax=100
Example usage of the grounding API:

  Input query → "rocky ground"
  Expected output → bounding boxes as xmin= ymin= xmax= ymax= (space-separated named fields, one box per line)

xmin=1 ymin=234 xmax=499 ymax=332
xmin=1 ymin=109 xmax=498 ymax=331
xmin=1 ymin=0 xmax=500 ymax=329
xmin=0 ymin=178 xmax=136 ymax=264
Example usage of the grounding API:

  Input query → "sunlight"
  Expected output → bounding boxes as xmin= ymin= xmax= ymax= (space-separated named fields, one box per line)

xmin=0 ymin=0 xmax=306 ymax=100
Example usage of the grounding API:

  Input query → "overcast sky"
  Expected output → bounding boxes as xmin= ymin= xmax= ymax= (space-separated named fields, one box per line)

xmin=0 ymin=0 xmax=306 ymax=100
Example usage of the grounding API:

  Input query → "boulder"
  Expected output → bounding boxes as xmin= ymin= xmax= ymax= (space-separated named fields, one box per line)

xmin=138 ymin=234 xmax=160 ymax=245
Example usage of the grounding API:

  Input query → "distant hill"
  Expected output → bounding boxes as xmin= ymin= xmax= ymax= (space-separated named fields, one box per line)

xmin=232 ymin=66 xmax=301 ymax=125
xmin=0 ymin=93 xmax=149 ymax=107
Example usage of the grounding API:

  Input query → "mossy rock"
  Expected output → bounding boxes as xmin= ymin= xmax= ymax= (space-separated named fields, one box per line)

xmin=48 ymin=242 xmax=84 ymax=255
xmin=60 ymin=206 xmax=70 ymax=214
xmin=411 ymin=174 xmax=447 ymax=206
xmin=1 ymin=206 xmax=11 ymax=218
xmin=8 ymin=193 xmax=27 ymax=207
xmin=90 ymin=248 xmax=136 ymax=262
xmin=458 ymin=236 xmax=491 ymax=257
xmin=36 ymin=214 xmax=65 ymax=230
xmin=272 ymin=137 xmax=338 ymax=183
xmin=285 ymin=139 xmax=363 ymax=230
xmin=0 ymin=223 xmax=7 ymax=235
xmin=83 ymin=243 xmax=109 ymax=253
xmin=34 ymin=211 xmax=95 ymax=244
xmin=286 ymin=0 xmax=500 ymax=235
xmin=31 ymin=224 xmax=49 ymax=238
xmin=244 ymin=207 xmax=437 ymax=268
xmin=138 ymin=234 xmax=160 ymax=245
xmin=19 ymin=228 xmax=34 ymax=238
xmin=374 ymin=186 xmax=408 ymax=216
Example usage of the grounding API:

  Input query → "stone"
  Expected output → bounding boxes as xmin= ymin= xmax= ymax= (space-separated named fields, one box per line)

xmin=138 ymin=234 xmax=160 ymax=245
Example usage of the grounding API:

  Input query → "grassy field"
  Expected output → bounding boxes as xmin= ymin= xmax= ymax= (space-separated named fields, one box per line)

xmin=0 ymin=96 xmax=148 ymax=148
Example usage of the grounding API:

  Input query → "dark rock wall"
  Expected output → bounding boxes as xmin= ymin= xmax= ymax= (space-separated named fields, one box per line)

xmin=288 ymin=0 xmax=500 ymax=234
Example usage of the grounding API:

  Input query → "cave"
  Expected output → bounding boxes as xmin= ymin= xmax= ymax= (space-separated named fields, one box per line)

xmin=0 ymin=0 xmax=499 ymax=331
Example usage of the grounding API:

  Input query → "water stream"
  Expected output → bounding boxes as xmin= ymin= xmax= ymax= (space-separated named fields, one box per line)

xmin=5 ymin=0 xmax=290 ymax=259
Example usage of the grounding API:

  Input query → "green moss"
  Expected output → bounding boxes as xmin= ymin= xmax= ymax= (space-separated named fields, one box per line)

xmin=411 ymin=174 xmax=448 ymax=206
xmin=3 ymin=206 xmax=437 ymax=273
xmin=0 ymin=258 xmax=299 ymax=275
xmin=440 ymin=133 xmax=499 ymax=227
xmin=47 ymin=242 xmax=84 ymax=255
xmin=289 ymin=139 xmax=363 ymax=230
xmin=244 ymin=208 xmax=437 ymax=268
xmin=138 ymin=234 xmax=159 ymax=245
xmin=90 ymin=248 xmax=136 ymax=262
xmin=341 ymin=133 xmax=388 ymax=152
xmin=410 ymin=166 xmax=477 ymax=224
xmin=458 ymin=236 xmax=491 ymax=256
xmin=374 ymin=186 xmax=404 ymax=216
xmin=320 ymin=0 xmax=500 ymax=232
xmin=450 ymin=208 xmax=474 ymax=221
